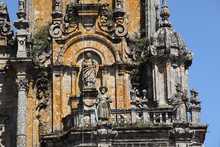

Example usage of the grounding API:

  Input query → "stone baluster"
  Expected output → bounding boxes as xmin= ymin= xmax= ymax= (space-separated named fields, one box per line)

xmin=153 ymin=113 xmax=156 ymax=123
xmin=142 ymin=89 xmax=150 ymax=124
xmin=90 ymin=110 xmax=96 ymax=126
xmin=165 ymin=113 xmax=169 ymax=123
xmin=190 ymin=89 xmax=201 ymax=124
xmin=130 ymin=89 xmax=137 ymax=124
xmin=159 ymin=113 xmax=162 ymax=123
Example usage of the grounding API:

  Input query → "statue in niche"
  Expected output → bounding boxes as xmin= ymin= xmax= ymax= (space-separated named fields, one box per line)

xmin=82 ymin=52 xmax=98 ymax=89
xmin=168 ymin=84 xmax=189 ymax=122
xmin=95 ymin=86 xmax=112 ymax=122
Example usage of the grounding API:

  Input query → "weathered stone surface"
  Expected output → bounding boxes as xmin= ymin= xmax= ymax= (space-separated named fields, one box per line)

xmin=0 ymin=0 xmax=208 ymax=147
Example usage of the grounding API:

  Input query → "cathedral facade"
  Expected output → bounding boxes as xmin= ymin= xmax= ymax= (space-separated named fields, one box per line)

xmin=0 ymin=0 xmax=207 ymax=146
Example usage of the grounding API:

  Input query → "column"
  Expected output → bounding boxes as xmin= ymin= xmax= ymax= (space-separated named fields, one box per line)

xmin=16 ymin=73 xmax=28 ymax=147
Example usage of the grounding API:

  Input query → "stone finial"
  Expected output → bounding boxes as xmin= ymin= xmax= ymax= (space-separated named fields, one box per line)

xmin=190 ymin=89 xmax=201 ymax=124
xmin=18 ymin=0 xmax=25 ymax=12
xmin=17 ymin=0 xmax=26 ymax=20
xmin=160 ymin=0 xmax=172 ymax=27
xmin=52 ymin=0 xmax=63 ymax=19
xmin=190 ymin=89 xmax=201 ymax=106
xmin=14 ymin=0 xmax=29 ymax=30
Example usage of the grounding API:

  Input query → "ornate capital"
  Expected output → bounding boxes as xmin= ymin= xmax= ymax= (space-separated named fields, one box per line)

xmin=16 ymin=78 xmax=28 ymax=91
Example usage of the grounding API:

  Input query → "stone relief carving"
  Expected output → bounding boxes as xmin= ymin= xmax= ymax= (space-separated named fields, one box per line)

xmin=35 ymin=71 xmax=50 ymax=137
xmin=35 ymin=71 xmax=50 ymax=112
xmin=34 ymin=51 xmax=51 ymax=66
xmin=81 ymin=52 xmax=99 ymax=89
xmin=0 ymin=2 xmax=13 ymax=37
xmin=168 ymin=84 xmax=189 ymax=122
xmin=49 ymin=1 xmax=127 ymax=40
xmin=95 ymin=86 xmax=112 ymax=122
xmin=98 ymin=3 xmax=127 ymax=38
xmin=63 ymin=4 xmax=79 ymax=33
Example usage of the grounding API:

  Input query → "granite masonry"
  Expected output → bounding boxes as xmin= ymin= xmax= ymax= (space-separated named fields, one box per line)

xmin=0 ymin=0 xmax=207 ymax=147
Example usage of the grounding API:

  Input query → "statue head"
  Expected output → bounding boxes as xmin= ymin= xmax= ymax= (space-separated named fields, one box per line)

xmin=176 ymin=83 xmax=182 ymax=92
xmin=99 ymin=86 xmax=108 ymax=94
xmin=85 ymin=52 xmax=92 ymax=59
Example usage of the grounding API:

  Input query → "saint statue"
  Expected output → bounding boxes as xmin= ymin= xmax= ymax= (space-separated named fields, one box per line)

xmin=82 ymin=52 xmax=98 ymax=89
xmin=168 ymin=84 xmax=189 ymax=122
xmin=95 ymin=86 xmax=112 ymax=122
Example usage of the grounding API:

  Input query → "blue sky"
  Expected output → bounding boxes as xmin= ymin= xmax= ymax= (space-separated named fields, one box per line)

xmin=3 ymin=0 xmax=220 ymax=146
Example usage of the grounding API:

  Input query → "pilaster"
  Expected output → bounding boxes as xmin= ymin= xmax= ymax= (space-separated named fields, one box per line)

xmin=145 ymin=0 xmax=160 ymax=38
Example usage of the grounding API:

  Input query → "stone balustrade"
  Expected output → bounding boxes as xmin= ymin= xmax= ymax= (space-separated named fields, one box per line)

xmin=63 ymin=107 xmax=200 ymax=129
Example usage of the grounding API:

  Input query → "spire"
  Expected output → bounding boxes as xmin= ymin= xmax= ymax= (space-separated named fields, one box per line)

xmin=160 ymin=0 xmax=172 ymax=27
xmin=14 ymin=0 xmax=29 ymax=31
xmin=14 ymin=0 xmax=30 ymax=58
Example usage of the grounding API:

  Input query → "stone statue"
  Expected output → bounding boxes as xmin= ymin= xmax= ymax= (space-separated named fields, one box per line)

xmin=95 ymin=86 xmax=112 ymax=122
xmin=168 ymin=84 xmax=189 ymax=122
xmin=82 ymin=52 xmax=98 ymax=89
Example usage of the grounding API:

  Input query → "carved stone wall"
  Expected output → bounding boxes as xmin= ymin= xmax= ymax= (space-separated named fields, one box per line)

xmin=0 ymin=0 xmax=207 ymax=147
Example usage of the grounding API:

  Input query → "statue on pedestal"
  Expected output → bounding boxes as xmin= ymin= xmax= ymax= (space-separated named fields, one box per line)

xmin=95 ymin=86 xmax=111 ymax=122
xmin=168 ymin=84 xmax=189 ymax=122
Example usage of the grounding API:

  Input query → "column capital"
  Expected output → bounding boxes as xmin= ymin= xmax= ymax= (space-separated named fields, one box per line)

xmin=16 ymin=78 xmax=28 ymax=91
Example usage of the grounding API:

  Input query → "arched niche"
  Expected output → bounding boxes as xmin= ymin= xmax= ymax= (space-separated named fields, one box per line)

xmin=63 ymin=35 xmax=116 ymax=66
xmin=77 ymin=50 xmax=101 ymax=65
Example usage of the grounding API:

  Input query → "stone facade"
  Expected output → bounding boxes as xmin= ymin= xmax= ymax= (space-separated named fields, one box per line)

xmin=0 ymin=0 xmax=207 ymax=147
